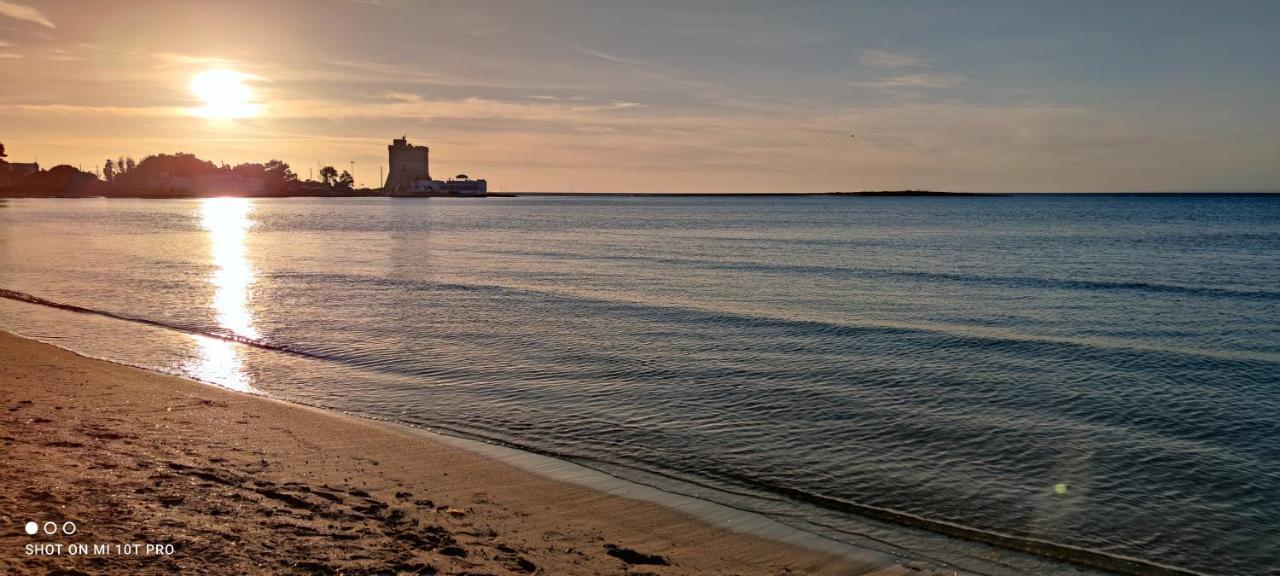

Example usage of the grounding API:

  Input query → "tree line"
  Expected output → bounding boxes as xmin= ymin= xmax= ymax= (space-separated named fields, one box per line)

xmin=1 ymin=141 xmax=363 ymax=197
xmin=97 ymin=153 xmax=356 ymax=194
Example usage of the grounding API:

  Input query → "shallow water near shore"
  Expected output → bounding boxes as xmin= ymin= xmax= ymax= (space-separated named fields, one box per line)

xmin=1 ymin=194 xmax=1277 ymax=575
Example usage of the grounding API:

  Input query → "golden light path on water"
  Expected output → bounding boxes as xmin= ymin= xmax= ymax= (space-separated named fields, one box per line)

xmin=187 ymin=197 xmax=258 ymax=392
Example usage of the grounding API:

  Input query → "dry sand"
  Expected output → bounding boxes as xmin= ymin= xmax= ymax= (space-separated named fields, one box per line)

xmin=0 ymin=330 xmax=945 ymax=575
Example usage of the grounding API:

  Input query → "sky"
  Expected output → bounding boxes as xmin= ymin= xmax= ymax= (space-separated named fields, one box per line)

xmin=1 ymin=0 xmax=1279 ymax=192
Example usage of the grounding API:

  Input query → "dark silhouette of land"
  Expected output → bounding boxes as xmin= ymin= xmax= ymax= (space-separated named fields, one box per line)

xmin=831 ymin=190 xmax=1003 ymax=196
xmin=0 ymin=144 xmax=368 ymax=198
xmin=0 ymin=141 xmax=988 ymax=199
xmin=6 ymin=141 xmax=1269 ymax=198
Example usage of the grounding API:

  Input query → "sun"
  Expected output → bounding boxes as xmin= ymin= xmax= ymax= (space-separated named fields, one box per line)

xmin=190 ymin=69 xmax=262 ymax=119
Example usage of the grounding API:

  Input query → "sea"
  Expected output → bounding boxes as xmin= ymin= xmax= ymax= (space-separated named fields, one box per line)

xmin=0 ymin=194 xmax=1276 ymax=575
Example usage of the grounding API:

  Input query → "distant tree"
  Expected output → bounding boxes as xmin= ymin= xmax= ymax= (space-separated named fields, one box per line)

xmin=319 ymin=165 xmax=338 ymax=186
xmin=117 ymin=153 xmax=217 ymax=185
xmin=116 ymin=156 xmax=127 ymax=176
xmin=25 ymin=165 xmax=100 ymax=194
xmin=103 ymin=159 xmax=115 ymax=182
xmin=0 ymin=142 xmax=6 ymax=158
xmin=337 ymin=170 xmax=354 ymax=190
xmin=230 ymin=162 xmax=267 ymax=180
xmin=227 ymin=161 xmax=288 ymax=194
xmin=264 ymin=159 xmax=297 ymax=183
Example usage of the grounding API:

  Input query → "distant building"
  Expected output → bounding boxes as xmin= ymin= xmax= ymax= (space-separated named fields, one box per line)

xmin=5 ymin=162 xmax=40 ymax=176
xmin=385 ymin=137 xmax=431 ymax=193
xmin=0 ymin=145 xmax=40 ymax=177
xmin=406 ymin=175 xmax=488 ymax=196
xmin=384 ymin=137 xmax=487 ymax=196
xmin=0 ymin=160 xmax=39 ymax=188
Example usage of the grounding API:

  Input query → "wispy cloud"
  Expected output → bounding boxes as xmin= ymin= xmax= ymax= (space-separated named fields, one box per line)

xmin=279 ymin=91 xmax=647 ymax=122
xmin=3 ymin=92 xmax=647 ymax=124
xmin=852 ymin=50 xmax=965 ymax=96
xmin=861 ymin=71 xmax=965 ymax=90
xmin=344 ymin=0 xmax=405 ymax=7
xmin=859 ymin=49 xmax=927 ymax=68
xmin=152 ymin=52 xmax=243 ymax=68
xmin=563 ymin=41 xmax=776 ymax=110
xmin=567 ymin=43 xmax=652 ymax=68
xmin=43 ymin=48 xmax=84 ymax=61
xmin=0 ymin=39 xmax=19 ymax=58
xmin=0 ymin=0 xmax=55 ymax=28
xmin=447 ymin=7 xmax=507 ymax=38
xmin=10 ymin=104 xmax=183 ymax=117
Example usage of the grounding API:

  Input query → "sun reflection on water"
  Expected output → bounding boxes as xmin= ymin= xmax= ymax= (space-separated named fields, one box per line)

xmin=186 ymin=197 xmax=258 ymax=392
xmin=190 ymin=333 xmax=253 ymax=392
xmin=203 ymin=197 xmax=260 ymax=339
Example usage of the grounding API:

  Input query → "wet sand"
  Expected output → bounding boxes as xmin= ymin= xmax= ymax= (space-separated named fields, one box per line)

xmin=0 ymin=331 xmax=943 ymax=575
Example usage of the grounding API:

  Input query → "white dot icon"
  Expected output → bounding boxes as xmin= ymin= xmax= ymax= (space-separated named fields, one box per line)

xmin=24 ymin=521 xmax=37 ymax=535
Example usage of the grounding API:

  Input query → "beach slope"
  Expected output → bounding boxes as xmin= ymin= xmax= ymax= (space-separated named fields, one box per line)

xmin=0 ymin=331 xmax=929 ymax=575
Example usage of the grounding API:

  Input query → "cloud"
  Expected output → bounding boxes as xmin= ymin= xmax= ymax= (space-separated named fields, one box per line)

xmin=859 ymin=49 xmax=927 ymax=68
xmin=854 ymin=50 xmax=964 ymax=96
xmin=0 ymin=90 xmax=652 ymax=133
xmin=276 ymin=92 xmax=648 ymax=122
xmin=8 ymin=104 xmax=183 ymax=117
xmin=313 ymin=59 xmax=529 ymax=89
xmin=849 ymin=71 xmax=967 ymax=99
xmin=152 ymin=52 xmax=242 ymax=68
xmin=562 ymin=41 xmax=767 ymax=109
xmin=567 ymin=43 xmax=652 ymax=68
xmin=447 ymin=7 xmax=506 ymax=38
xmin=43 ymin=48 xmax=83 ymax=61
xmin=0 ymin=1 xmax=55 ymax=28
xmin=864 ymin=72 xmax=965 ymax=90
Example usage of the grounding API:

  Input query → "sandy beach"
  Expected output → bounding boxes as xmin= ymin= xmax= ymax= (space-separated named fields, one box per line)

xmin=0 ymin=330 xmax=938 ymax=575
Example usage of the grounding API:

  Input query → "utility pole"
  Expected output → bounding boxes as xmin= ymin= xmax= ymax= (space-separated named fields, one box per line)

xmin=350 ymin=160 xmax=356 ymax=188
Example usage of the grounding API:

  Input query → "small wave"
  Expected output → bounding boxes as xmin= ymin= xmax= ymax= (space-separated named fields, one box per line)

xmin=705 ymin=473 xmax=1205 ymax=576
xmin=303 ymin=398 xmax=1210 ymax=576
xmin=8 ymin=278 xmax=1277 ymax=382
xmin=0 ymin=285 xmax=1228 ymax=575
xmin=294 ymin=402 xmax=1203 ymax=576
xmin=0 ymin=288 xmax=332 ymax=363
xmin=446 ymin=245 xmax=1280 ymax=302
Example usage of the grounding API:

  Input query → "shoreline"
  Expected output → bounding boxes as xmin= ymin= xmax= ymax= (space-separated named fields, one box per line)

xmin=0 ymin=288 xmax=1212 ymax=576
xmin=0 ymin=329 xmax=939 ymax=575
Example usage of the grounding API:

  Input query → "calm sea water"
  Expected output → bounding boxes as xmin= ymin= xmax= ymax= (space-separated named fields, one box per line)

xmin=1 ymin=195 xmax=1277 ymax=575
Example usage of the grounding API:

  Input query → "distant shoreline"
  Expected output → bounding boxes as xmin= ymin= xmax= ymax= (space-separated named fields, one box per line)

xmin=519 ymin=190 xmax=1008 ymax=197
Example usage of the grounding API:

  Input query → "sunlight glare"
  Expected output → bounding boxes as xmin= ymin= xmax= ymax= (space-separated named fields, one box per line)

xmin=200 ymin=197 xmax=259 ymax=339
xmin=187 ymin=334 xmax=254 ymax=393
xmin=186 ymin=197 xmax=259 ymax=393
xmin=190 ymin=69 xmax=262 ymax=119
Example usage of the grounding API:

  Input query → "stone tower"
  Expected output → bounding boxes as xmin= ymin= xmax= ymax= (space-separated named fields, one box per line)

xmin=384 ymin=137 xmax=431 ymax=192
